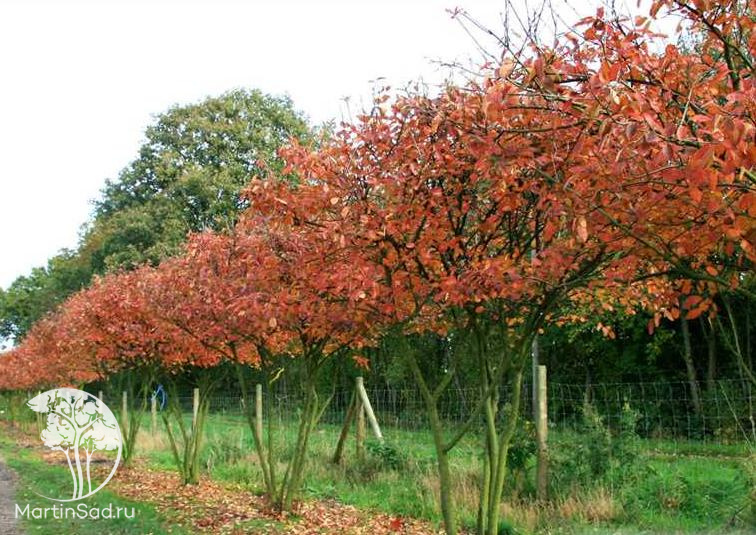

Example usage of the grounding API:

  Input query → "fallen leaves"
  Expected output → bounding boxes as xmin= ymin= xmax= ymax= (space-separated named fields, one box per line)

xmin=106 ymin=461 xmax=443 ymax=534
xmin=3 ymin=422 xmax=445 ymax=534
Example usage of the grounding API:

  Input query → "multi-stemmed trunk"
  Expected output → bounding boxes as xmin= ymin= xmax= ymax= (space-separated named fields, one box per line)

xmin=397 ymin=319 xmax=536 ymax=535
xmin=162 ymin=374 xmax=218 ymax=485
xmin=238 ymin=352 xmax=332 ymax=512
xmin=402 ymin=348 xmax=460 ymax=534
xmin=278 ymin=374 xmax=321 ymax=511
xmin=119 ymin=369 xmax=156 ymax=465
xmin=477 ymin=371 xmax=523 ymax=535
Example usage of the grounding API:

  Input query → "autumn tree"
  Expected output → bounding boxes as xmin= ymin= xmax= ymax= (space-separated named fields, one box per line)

xmin=233 ymin=201 xmax=377 ymax=511
xmin=47 ymin=270 xmax=174 ymax=464
xmin=264 ymin=3 xmax=753 ymax=533
xmin=269 ymin=89 xmax=614 ymax=533
xmin=148 ymin=208 xmax=377 ymax=506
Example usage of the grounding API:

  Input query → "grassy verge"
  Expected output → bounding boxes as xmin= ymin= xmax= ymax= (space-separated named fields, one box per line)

xmin=4 ymin=407 xmax=752 ymax=535
xmin=0 ymin=429 xmax=185 ymax=535
xmin=137 ymin=412 xmax=755 ymax=534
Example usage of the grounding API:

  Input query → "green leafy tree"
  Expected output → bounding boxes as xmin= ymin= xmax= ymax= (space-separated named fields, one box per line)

xmin=95 ymin=88 xmax=310 ymax=227
xmin=0 ymin=251 xmax=91 ymax=342
xmin=1 ymin=88 xmax=311 ymax=341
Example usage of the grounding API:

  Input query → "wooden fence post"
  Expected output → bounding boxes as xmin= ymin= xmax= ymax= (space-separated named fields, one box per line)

xmin=192 ymin=387 xmax=200 ymax=430
xmin=121 ymin=390 xmax=128 ymax=437
xmin=532 ymin=336 xmax=540 ymax=421
xmin=536 ymin=364 xmax=549 ymax=500
xmin=98 ymin=390 xmax=104 ymax=402
xmin=151 ymin=395 xmax=157 ymax=434
xmin=35 ymin=391 xmax=43 ymax=433
xmin=255 ymin=384 xmax=263 ymax=445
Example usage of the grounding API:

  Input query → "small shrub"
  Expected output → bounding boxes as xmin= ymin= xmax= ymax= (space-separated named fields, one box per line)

xmin=508 ymin=420 xmax=536 ymax=472
xmin=506 ymin=420 xmax=537 ymax=497
xmin=496 ymin=518 xmax=520 ymax=535
xmin=366 ymin=440 xmax=406 ymax=470
xmin=551 ymin=401 xmax=641 ymax=495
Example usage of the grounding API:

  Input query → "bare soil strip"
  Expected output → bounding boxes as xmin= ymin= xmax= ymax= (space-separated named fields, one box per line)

xmin=0 ymin=456 xmax=20 ymax=535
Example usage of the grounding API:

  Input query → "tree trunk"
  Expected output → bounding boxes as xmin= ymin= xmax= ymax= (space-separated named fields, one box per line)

xmin=120 ymin=370 xmax=155 ymax=465
xmin=700 ymin=317 xmax=717 ymax=393
xmin=332 ymin=390 xmax=356 ymax=464
xmin=483 ymin=371 xmax=523 ymax=535
xmin=279 ymin=375 xmax=319 ymax=511
xmin=404 ymin=350 xmax=458 ymax=535
xmin=431 ymin=419 xmax=456 ymax=535
xmin=680 ymin=315 xmax=703 ymax=420
xmin=747 ymin=304 xmax=752 ymax=379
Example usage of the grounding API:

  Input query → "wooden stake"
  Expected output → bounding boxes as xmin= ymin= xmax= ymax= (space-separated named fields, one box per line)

xmin=532 ymin=335 xmax=540 ymax=421
xmin=355 ymin=380 xmax=365 ymax=462
xmin=121 ymin=390 xmax=128 ymax=437
xmin=35 ymin=391 xmax=42 ymax=433
xmin=151 ymin=395 xmax=157 ymax=434
xmin=255 ymin=384 xmax=263 ymax=446
xmin=356 ymin=376 xmax=383 ymax=442
xmin=536 ymin=365 xmax=549 ymax=500
xmin=192 ymin=387 xmax=200 ymax=430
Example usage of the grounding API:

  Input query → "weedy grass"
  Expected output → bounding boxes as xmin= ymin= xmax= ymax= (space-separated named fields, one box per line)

xmin=134 ymin=411 xmax=754 ymax=534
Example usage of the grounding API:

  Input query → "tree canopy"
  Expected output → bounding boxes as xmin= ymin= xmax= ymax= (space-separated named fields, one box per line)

xmin=0 ymin=1 xmax=753 ymax=533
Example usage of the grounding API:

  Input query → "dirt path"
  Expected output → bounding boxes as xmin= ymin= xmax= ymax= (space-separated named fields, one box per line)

xmin=0 ymin=456 xmax=20 ymax=535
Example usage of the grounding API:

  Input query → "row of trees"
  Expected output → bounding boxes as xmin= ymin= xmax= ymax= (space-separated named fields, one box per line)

xmin=1 ymin=1 xmax=753 ymax=533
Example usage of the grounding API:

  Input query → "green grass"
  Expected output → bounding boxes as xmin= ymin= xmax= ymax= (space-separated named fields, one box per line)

xmin=621 ymin=456 xmax=753 ymax=532
xmin=5 ymin=405 xmax=752 ymax=535
xmin=643 ymin=437 xmax=752 ymax=458
xmin=0 ymin=430 xmax=185 ymax=535
xmin=139 ymin=411 xmax=755 ymax=534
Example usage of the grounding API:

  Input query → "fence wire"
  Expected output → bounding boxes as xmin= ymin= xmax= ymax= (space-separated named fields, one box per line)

xmin=2 ymin=377 xmax=753 ymax=531
xmin=104 ymin=377 xmax=756 ymax=446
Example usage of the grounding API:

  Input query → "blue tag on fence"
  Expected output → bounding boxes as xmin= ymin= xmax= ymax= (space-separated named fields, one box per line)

xmin=151 ymin=384 xmax=167 ymax=410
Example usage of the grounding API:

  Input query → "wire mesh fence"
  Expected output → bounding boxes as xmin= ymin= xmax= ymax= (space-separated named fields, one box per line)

xmin=546 ymin=378 xmax=755 ymax=444
xmin=1 ymin=376 xmax=753 ymax=531
xmin=100 ymin=376 xmax=756 ymax=447
xmin=1 ymin=377 xmax=751 ymax=446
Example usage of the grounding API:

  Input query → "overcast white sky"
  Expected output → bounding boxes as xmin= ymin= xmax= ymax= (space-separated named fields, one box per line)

xmin=1 ymin=0 xmax=650 ymax=289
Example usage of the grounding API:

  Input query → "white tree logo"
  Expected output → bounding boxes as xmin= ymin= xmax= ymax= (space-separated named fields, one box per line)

xmin=27 ymin=388 xmax=122 ymax=501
